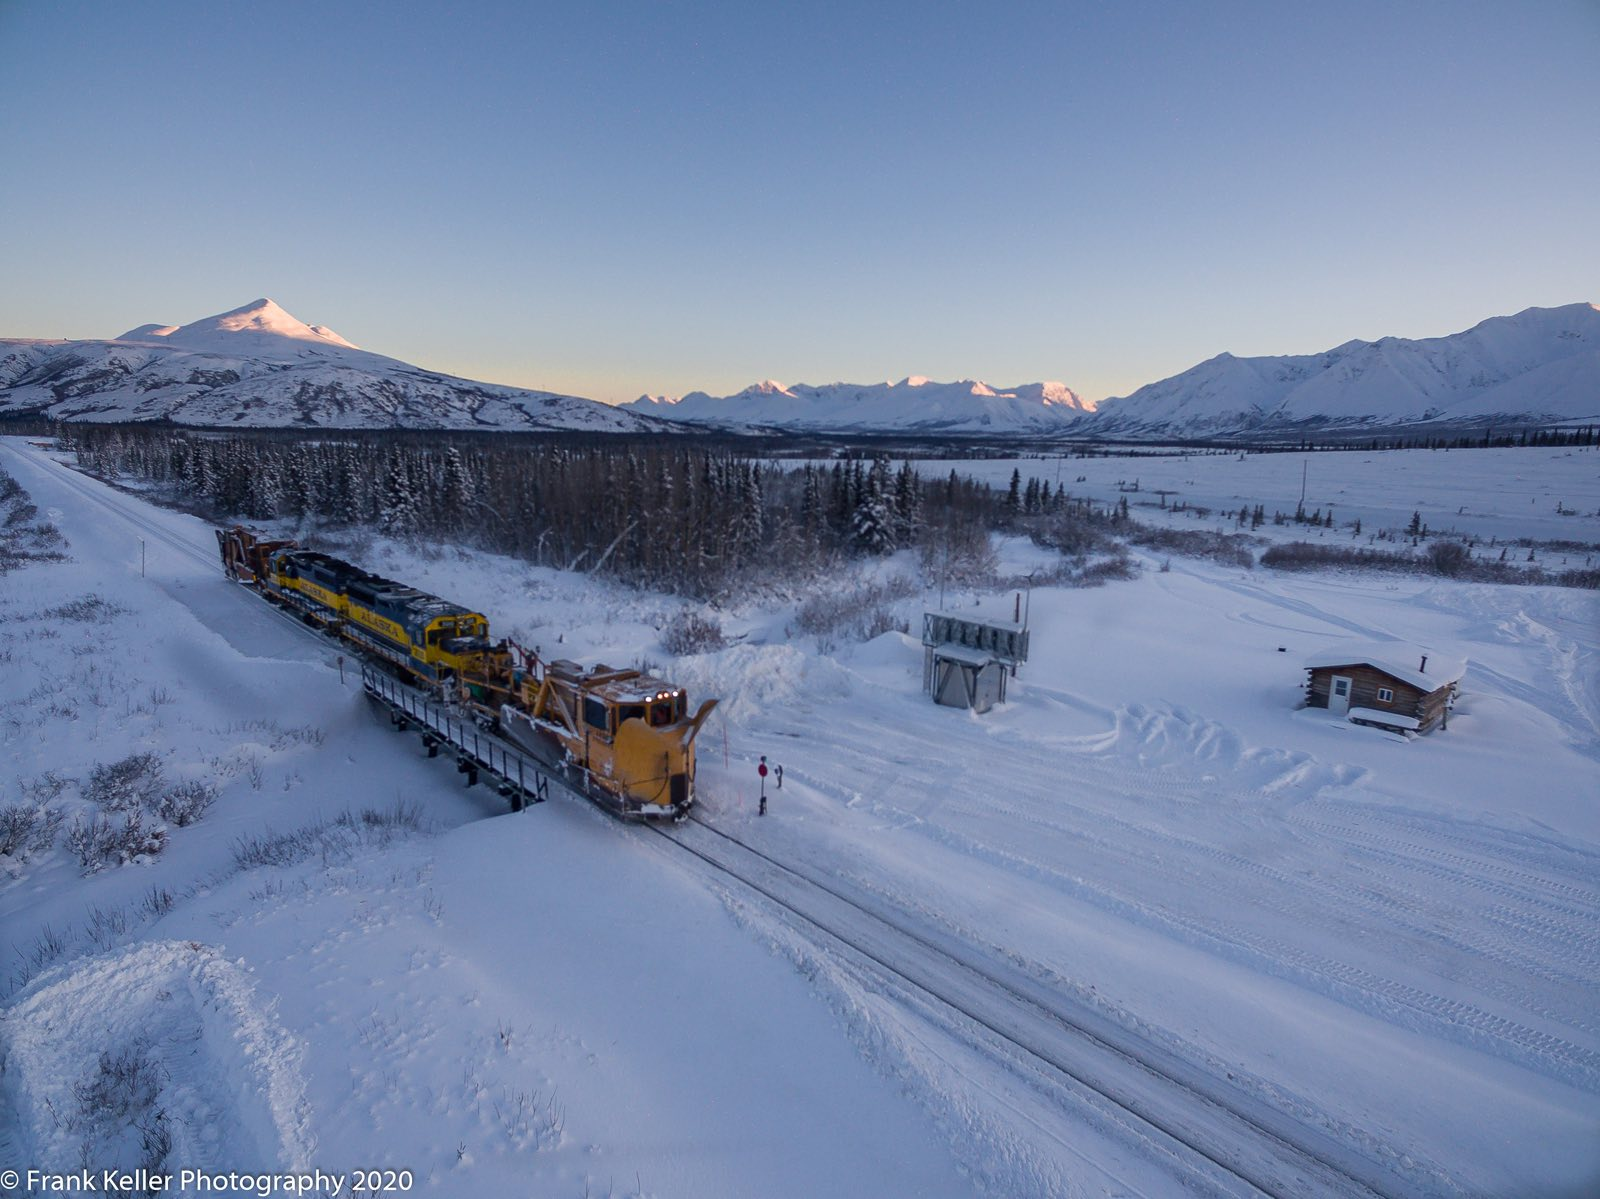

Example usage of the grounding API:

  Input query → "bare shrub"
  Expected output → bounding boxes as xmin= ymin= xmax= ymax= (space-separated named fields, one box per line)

xmin=1074 ymin=550 xmax=1139 ymax=586
xmin=1030 ymin=511 xmax=1119 ymax=558
xmin=85 ymin=752 xmax=165 ymax=812
xmin=70 ymin=1039 xmax=172 ymax=1176
xmin=494 ymin=1086 xmax=566 ymax=1151
xmin=797 ymin=575 xmax=914 ymax=644
xmin=155 ymin=780 xmax=216 ymax=827
xmin=83 ymin=905 xmax=133 ymax=952
xmin=43 ymin=594 xmax=125 ymax=622
xmin=1261 ymin=542 xmax=1416 ymax=573
xmin=918 ymin=524 xmax=1000 ymax=587
xmin=1128 ymin=526 xmax=1256 ymax=568
xmin=141 ymin=887 xmax=175 ymax=919
xmin=660 ymin=610 xmax=727 ymax=656
xmin=0 ymin=803 xmax=65 ymax=859
xmin=20 ymin=770 xmax=69 ymax=804
xmin=0 ymin=465 xmax=71 ymax=573
xmin=66 ymin=810 xmax=166 ymax=875
xmin=19 ymin=924 xmax=70 ymax=984
xmin=1427 ymin=540 xmax=1470 ymax=576
xmin=231 ymin=801 xmax=428 ymax=871
xmin=857 ymin=606 xmax=909 ymax=640
xmin=217 ymin=719 xmax=327 ymax=750
xmin=74 ymin=1044 xmax=164 ymax=1122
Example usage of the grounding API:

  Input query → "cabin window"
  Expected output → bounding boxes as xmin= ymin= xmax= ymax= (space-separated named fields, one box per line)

xmin=1377 ymin=687 xmax=1394 ymax=703
xmin=618 ymin=704 xmax=646 ymax=726
xmin=649 ymin=703 xmax=671 ymax=727
xmin=583 ymin=697 xmax=611 ymax=734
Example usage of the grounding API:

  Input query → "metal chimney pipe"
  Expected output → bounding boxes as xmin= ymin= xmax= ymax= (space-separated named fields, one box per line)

xmin=1419 ymin=654 xmax=1428 ymax=673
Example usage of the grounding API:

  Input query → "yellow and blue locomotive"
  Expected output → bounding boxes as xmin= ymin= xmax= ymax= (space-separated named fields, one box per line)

xmin=216 ymin=526 xmax=716 ymax=819
xmin=219 ymin=528 xmax=491 ymax=684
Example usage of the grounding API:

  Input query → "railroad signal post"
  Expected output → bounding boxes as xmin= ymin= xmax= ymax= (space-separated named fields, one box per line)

xmin=758 ymin=756 xmax=768 ymax=816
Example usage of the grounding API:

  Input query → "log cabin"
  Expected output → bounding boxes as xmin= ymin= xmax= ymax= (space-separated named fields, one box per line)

xmin=1304 ymin=640 xmax=1466 ymax=733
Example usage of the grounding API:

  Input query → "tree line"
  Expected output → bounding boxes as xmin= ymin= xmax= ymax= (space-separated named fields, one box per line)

xmin=62 ymin=426 xmax=1052 ymax=598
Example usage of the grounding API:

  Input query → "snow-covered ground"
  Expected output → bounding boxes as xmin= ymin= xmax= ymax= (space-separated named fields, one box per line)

xmin=962 ymin=443 xmax=1600 ymax=550
xmin=2 ymin=438 xmax=1597 ymax=1197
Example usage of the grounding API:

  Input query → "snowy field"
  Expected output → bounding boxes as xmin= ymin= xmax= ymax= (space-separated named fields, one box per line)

xmin=1 ymin=437 xmax=1597 ymax=1197
xmin=954 ymin=444 xmax=1600 ymax=552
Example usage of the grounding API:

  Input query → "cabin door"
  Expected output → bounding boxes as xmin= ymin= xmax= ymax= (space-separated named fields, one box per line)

xmin=1329 ymin=675 xmax=1353 ymax=716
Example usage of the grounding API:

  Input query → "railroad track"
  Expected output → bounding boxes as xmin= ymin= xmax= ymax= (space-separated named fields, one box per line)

xmin=2 ymin=444 xmax=335 ymax=648
xmin=656 ymin=814 xmax=1412 ymax=1199
xmin=5 ymin=444 xmax=222 ymax=573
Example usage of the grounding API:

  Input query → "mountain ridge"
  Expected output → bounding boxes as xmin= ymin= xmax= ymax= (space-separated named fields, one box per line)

xmin=626 ymin=376 xmax=1094 ymax=433
xmin=0 ymin=299 xmax=663 ymax=432
xmin=4 ymin=299 xmax=1594 ymax=436
xmin=1091 ymin=302 xmax=1600 ymax=434
xmin=628 ymin=303 xmax=1599 ymax=436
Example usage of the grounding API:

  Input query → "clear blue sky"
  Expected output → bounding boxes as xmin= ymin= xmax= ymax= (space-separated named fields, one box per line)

xmin=3 ymin=1 xmax=1596 ymax=404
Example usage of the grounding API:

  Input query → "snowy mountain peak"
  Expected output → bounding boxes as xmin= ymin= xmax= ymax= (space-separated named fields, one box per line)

xmin=737 ymin=379 xmax=795 ymax=398
xmin=115 ymin=298 xmax=357 ymax=353
xmin=178 ymin=297 xmax=358 ymax=350
xmin=6 ymin=300 xmax=664 ymax=432
xmin=1024 ymin=381 xmax=1096 ymax=411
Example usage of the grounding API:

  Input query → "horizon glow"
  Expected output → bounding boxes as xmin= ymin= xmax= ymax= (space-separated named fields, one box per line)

xmin=2 ymin=1 xmax=1596 ymax=406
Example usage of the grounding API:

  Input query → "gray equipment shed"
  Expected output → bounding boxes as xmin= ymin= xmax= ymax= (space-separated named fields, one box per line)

xmin=922 ymin=612 xmax=1030 ymax=714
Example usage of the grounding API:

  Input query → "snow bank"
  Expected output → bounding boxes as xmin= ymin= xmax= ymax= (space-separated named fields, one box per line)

xmin=3 ymin=940 xmax=314 ymax=1174
xmin=668 ymin=642 xmax=854 ymax=727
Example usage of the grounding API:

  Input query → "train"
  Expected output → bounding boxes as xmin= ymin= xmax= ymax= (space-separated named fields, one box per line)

xmin=216 ymin=526 xmax=717 ymax=820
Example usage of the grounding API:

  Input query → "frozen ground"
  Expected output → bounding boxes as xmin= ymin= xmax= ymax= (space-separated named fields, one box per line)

xmin=1 ymin=437 xmax=1597 ymax=1197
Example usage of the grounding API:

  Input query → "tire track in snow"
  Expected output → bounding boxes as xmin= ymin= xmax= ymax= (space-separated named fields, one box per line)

xmin=963 ymin=780 xmax=1600 ymax=1024
xmin=658 ymin=818 xmax=1405 ymax=1199
xmin=776 ymin=712 xmax=1600 ymax=1091
xmin=1288 ymin=808 xmax=1600 ymax=914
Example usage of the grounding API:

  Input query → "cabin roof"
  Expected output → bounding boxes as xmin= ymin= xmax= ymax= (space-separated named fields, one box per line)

xmin=1304 ymin=639 xmax=1466 ymax=692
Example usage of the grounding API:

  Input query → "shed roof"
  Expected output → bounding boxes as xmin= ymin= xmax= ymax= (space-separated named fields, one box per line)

xmin=932 ymin=642 xmax=996 ymax=667
xmin=1304 ymin=639 xmax=1466 ymax=692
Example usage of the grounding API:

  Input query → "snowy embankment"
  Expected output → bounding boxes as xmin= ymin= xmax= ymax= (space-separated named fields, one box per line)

xmin=6 ymin=941 xmax=313 ymax=1175
xmin=2 ymin=437 xmax=1598 ymax=1197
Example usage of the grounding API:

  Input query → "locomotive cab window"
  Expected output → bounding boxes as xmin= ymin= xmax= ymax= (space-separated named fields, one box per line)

xmin=583 ymin=696 xmax=611 ymax=735
xmin=618 ymin=704 xmax=646 ymax=727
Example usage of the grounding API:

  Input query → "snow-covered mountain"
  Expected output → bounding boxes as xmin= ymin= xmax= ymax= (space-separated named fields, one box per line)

xmin=8 ymin=298 xmax=1592 ymax=438
xmin=625 ymin=376 xmax=1094 ymax=433
xmin=0 ymin=299 xmax=662 ymax=432
xmin=1092 ymin=303 xmax=1600 ymax=436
